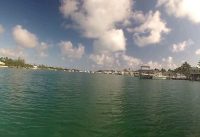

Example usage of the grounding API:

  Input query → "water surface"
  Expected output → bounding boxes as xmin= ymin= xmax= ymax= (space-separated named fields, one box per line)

xmin=0 ymin=68 xmax=200 ymax=137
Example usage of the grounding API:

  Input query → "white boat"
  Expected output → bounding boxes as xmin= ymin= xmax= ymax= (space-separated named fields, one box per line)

xmin=153 ymin=73 xmax=167 ymax=80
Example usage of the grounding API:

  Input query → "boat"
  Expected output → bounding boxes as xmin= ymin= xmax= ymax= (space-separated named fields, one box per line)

xmin=139 ymin=66 xmax=153 ymax=79
xmin=140 ymin=73 xmax=153 ymax=79
xmin=153 ymin=73 xmax=167 ymax=80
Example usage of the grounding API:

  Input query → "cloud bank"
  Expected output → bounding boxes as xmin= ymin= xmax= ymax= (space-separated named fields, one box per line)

xmin=0 ymin=48 xmax=25 ymax=59
xmin=90 ymin=52 xmax=142 ymax=70
xmin=60 ymin=0 xmax=132 ymax=53
xmin=147 ymin=56 xmax=177 ymax=70
xmin=59 ymin=0 xmax=177 ymax=69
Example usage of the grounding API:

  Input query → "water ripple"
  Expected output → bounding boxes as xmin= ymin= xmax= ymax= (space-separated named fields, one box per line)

xmin=1 ymin=69 xmax=200 ymax=136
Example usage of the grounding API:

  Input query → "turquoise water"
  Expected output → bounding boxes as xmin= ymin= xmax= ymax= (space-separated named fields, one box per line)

xmin=0 ymin=68 xmax=200 ymax=137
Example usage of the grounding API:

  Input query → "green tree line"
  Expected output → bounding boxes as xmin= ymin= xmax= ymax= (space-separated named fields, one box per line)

xmin=0 ymin=57 xmax=33 ymax=68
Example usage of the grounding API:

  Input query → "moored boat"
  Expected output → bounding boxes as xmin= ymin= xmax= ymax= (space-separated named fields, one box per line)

xmin=139 ymin=66 xmax=153 ymax=79
xmin=153 ymin=73 xmax=167 ymax=80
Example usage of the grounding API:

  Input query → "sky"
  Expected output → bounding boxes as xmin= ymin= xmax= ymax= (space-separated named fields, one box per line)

xmin=0 ymin=0 xmax=200 ymax=70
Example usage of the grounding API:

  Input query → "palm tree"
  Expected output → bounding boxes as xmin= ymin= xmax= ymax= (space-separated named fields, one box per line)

xmin=174 ymin=62 xmax=191 ymax=78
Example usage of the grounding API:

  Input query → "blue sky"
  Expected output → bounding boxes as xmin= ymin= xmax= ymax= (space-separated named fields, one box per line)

xmin=0 ymin=0 xmax=200 ymax=70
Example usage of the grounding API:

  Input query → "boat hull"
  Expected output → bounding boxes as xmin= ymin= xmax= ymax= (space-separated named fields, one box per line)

xmin=140 ymin=75 xmax=153 ymax=79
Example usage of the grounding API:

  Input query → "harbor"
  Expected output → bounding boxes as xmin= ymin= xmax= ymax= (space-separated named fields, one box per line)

xmin=1 ymin=0 xmax=200 ymax=136
xmin=94 ymin=62 xmax=200 ymax=82
xmin=1 ymin=57 xmax=200 ymax=82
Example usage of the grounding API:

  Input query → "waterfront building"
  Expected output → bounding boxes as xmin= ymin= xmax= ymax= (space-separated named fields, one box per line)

xmin=189 ymin=67 xmax=200 ymax=81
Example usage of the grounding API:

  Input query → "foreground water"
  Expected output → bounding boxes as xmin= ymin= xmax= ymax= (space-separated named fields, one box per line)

xmin=0 ymin=68 xmax=200 ymax=137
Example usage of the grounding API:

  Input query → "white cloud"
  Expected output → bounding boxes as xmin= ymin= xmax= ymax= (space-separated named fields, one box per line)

xmin=90 ymin=52 xmax=142 ymax=69
xmin=37 ymin=42 xmax=49 ymax=57
xmin=59 ymin=1 xmax=177 ymax=70
xmin=146 ymin=56 xmax=177 ymax=69
xmin=93 ymin=29 xmax=126 ymax=53
xmin=60 ymin=0 xmax=132 ymax=53
xmin=60 ymin=41 xmax=85 ymax=59
xmin=120 ymin=54 xmax=142 ymax=68
xmin=195 ymin=49 xmax=200 ymax=55
xmin=162 ymin=56 xmax=177 ymax=69
xmin=132 ymin=11 xmax=170 ymax=47
xmin=0 ymin=48 xmax=25 ymax=59
xmin=12 ymin=25 xmax=38 ymax=48
xmin=0 ymin=24 xmax=4 ymax=35
xmin=12 ymin=25 xmax=50 ymax=58
xmin=60 ymin=0 xmax=79 ymax=18
xmin=147 ymin=61 xmax=162 ymax=69
xmin=171 ymin=39 xmax=193 ymax=53
xmin=157 ymin=0 xmax=200 ymax=23
xmin=90 ymin=53 xmax=115 ymax=66
xmin=90 ymin=51 xmax=178 ymax=70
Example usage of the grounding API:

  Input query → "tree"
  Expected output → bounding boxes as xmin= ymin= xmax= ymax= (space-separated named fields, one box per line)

xmin=161 ymin=68 xmax=166 ymax=73
xmin=168 ymin=69 xmax=173 ymax=72
xmin=0 ymin=56 xmax=32 ymax=68
xmin=174 ymin=62 xmax=191 ymax=78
